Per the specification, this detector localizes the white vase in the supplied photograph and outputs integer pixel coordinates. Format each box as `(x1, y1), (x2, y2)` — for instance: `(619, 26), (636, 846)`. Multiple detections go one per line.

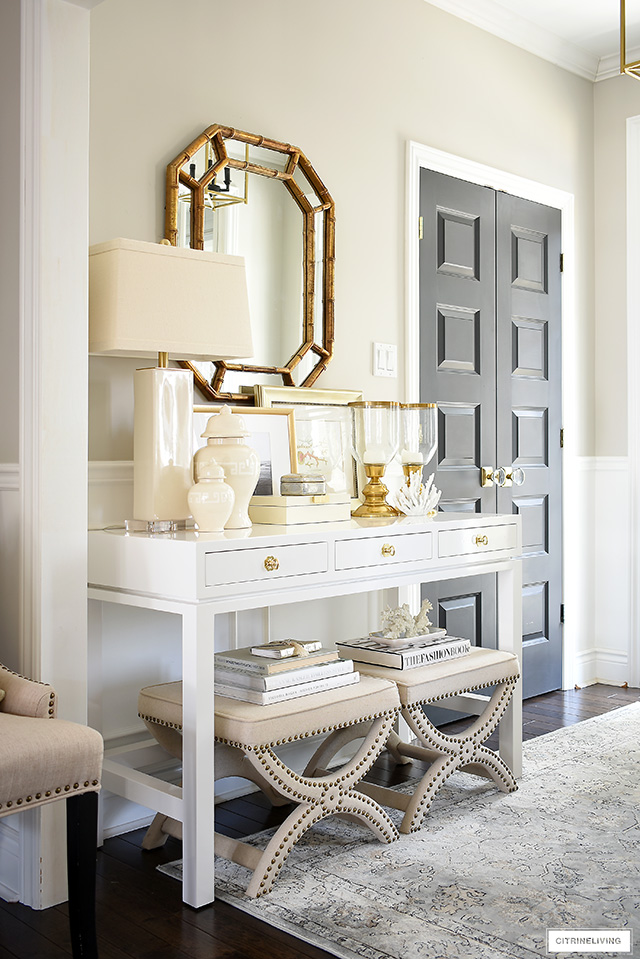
(187, 462), (235, 532)
(194, 406), (260, 529)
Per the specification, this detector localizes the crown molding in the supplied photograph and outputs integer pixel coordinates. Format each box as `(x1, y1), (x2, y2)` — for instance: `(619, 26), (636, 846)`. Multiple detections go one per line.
(423, 0), (599, 81)
(596, 45), (640, 81)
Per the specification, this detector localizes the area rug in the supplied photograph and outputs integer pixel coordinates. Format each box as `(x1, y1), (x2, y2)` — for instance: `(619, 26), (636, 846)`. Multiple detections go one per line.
(162, 703), (640, 958)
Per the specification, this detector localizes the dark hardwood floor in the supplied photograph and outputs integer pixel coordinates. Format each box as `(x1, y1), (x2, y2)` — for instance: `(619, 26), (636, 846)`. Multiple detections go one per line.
(1, 683), (637, 959)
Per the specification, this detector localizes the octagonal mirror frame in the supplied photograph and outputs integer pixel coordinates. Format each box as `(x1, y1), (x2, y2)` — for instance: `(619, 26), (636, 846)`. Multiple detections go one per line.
(165, 124), (336, 403)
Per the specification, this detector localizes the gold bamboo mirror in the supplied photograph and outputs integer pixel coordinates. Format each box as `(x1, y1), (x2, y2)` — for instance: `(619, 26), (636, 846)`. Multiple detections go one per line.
(165, 125), (335, 403)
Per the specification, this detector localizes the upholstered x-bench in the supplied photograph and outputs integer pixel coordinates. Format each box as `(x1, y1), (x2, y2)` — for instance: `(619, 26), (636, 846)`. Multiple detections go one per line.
(138, 675), (401, 897)
(305, 647), (520, 834)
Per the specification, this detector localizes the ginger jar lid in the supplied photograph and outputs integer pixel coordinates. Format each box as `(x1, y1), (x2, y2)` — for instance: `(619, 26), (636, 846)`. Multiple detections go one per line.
(200, 405), (249, 439)
(197, 462), (226, 480)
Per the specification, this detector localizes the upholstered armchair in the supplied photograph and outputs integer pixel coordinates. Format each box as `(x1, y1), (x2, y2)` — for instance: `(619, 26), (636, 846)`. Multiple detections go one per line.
(0, 664), (103, 958)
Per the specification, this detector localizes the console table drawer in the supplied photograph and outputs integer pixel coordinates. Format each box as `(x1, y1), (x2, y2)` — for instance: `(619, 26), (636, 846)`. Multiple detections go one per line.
(205, 542), (328, 586)
(438, 524), (518, 558)
(335, 532), (432, 571)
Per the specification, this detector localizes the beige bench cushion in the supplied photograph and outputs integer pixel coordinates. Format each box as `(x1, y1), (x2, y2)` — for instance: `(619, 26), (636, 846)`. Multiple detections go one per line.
(139, 676), (400, 749)
(0, 714), (103, 817)
(355, 648), (520, 707)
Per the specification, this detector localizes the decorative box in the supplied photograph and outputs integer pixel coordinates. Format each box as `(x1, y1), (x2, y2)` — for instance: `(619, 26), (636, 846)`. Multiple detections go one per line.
(280, 472), (326, 496)
(248, 492), (351, 525)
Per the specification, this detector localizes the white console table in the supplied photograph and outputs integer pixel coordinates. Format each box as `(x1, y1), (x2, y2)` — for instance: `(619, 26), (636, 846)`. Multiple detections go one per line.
(88, 512), (522, 908)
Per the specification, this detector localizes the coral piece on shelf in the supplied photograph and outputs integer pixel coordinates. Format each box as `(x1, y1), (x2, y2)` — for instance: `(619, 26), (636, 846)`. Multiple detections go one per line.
(379, 599), (434, 639)
(392, 471), (441, 516)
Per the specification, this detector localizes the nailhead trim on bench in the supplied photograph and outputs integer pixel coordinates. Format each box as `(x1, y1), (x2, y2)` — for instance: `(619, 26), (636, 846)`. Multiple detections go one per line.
(138, 706), (399, 751)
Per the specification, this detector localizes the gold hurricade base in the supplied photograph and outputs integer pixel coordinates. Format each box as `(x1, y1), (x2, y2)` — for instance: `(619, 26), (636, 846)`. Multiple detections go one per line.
(402, 463), (423, 485)
(352, 463), (401, 518)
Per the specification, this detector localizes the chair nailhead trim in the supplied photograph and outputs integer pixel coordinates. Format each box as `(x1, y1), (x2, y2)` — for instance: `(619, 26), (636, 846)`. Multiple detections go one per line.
(2, 780), (100, 810)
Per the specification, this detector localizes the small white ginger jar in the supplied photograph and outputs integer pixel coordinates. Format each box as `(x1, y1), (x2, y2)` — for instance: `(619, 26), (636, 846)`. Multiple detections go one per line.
(188, 462), (235, 532)
(194, 406), (260, 529)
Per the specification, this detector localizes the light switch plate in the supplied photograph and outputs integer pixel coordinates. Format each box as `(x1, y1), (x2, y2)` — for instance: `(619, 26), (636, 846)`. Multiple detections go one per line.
(372, 342), (397, 377)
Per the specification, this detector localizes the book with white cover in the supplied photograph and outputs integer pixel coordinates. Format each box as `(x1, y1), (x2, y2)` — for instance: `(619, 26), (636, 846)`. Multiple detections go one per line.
(336, 636), (471, 669)
(214, 658), (354, 691)
(214, 670), (360, 705)
(214, 645), (339, 675)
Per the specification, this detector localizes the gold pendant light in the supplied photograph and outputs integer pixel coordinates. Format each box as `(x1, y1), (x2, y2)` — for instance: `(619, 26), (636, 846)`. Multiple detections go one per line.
(621, 0), (640, 79)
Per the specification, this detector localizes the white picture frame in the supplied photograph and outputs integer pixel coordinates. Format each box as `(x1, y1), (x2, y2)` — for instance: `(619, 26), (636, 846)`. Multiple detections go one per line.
(193, 406), (297, 497)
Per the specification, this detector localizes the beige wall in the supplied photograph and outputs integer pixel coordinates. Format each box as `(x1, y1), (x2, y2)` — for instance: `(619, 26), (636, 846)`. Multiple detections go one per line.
(0, 0), (20, 463)
(594, 74), (640, 456)
(89, 0), (596, 459)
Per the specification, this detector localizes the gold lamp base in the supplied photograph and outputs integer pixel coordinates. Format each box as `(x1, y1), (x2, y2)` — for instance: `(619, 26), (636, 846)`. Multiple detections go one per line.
(352, 464), (401, 518)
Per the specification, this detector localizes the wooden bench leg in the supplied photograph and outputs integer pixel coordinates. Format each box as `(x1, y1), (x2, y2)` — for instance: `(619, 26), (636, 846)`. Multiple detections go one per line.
(66, 791), (99, 959)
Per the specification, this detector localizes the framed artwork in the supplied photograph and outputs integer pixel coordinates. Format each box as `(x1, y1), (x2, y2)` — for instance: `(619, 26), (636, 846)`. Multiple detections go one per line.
(193, 406), (297, 497)
(252, 387), (363, 500)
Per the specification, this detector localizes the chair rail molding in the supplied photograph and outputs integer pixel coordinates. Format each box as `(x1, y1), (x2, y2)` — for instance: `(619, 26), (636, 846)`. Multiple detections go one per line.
(405, 140), (579, 690)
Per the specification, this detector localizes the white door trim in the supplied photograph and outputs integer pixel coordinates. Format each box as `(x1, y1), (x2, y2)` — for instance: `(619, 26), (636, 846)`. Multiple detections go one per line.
(405, 141), (577, 689)
(626, 116), (640, 689)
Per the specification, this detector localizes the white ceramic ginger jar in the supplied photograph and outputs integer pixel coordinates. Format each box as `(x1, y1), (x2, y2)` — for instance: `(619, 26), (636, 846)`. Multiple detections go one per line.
(194, 406), (260, 529)
(188, 462), (235, 532)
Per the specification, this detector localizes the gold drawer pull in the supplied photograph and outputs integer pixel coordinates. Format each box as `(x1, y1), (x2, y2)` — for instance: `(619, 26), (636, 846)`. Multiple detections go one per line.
(264, 555), (280, 572)
(381, 543), (396, 558)
(475, 535), (489, 547)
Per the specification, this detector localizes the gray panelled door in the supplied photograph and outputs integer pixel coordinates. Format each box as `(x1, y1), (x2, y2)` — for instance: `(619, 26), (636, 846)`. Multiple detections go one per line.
(419, 169), (562, 698)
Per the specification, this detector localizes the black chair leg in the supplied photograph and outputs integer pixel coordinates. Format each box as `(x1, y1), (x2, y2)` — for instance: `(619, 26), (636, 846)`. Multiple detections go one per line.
(66, 791), (99, 959)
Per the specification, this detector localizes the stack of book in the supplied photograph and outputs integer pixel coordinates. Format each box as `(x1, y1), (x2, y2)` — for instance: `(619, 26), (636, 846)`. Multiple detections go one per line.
(335, 633), (471, 670)
(214, 640), (359, 705)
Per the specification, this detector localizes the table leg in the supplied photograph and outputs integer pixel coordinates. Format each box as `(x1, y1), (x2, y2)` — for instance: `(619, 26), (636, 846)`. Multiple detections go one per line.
(496, 560), (523, 778)
(181, 605), (216, 908)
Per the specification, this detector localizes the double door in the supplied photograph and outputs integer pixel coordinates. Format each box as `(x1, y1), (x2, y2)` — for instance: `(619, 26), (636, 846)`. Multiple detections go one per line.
(419, 170), (562, 698)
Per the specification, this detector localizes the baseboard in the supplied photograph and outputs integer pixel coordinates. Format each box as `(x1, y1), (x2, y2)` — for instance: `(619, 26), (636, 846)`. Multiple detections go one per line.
(574, 647), (630, 688)
(0, 819), (22, 903)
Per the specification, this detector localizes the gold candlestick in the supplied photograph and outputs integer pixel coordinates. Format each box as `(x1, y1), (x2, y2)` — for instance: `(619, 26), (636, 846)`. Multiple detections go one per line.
(352, 464), (401, 518)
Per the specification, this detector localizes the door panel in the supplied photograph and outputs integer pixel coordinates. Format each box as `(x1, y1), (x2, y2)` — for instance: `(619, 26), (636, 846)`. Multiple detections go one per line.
(419, 170), (496, 512)
(422, 572), (497, 726)
(496, 193), (562, 697)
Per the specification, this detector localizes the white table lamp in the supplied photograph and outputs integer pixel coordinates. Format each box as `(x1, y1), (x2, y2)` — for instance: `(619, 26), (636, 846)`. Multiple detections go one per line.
(89, 238), (253, 530)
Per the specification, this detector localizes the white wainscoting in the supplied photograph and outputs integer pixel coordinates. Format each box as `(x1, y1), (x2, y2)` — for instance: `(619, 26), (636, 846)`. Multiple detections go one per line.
(572, 457), (631, 688)
(0, 465), (21, 670)
(0, 465), (21, 901)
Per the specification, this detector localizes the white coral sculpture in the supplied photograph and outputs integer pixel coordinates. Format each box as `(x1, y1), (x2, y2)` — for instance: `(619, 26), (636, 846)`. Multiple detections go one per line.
(414, 598), (434, 635)
(392, 472), (441, 516)
(379, 599), (434, 639)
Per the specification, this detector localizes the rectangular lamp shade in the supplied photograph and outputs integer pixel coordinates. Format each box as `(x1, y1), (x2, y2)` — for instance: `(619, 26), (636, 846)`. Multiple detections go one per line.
(89, 237), (253, 360)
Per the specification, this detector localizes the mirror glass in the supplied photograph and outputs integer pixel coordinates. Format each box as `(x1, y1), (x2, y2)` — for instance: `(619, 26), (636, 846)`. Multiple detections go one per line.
(166, 127), (334, 401)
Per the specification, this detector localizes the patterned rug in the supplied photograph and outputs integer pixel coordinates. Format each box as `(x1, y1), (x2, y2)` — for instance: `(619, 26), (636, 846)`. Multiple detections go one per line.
(163, 703), (640, 958)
